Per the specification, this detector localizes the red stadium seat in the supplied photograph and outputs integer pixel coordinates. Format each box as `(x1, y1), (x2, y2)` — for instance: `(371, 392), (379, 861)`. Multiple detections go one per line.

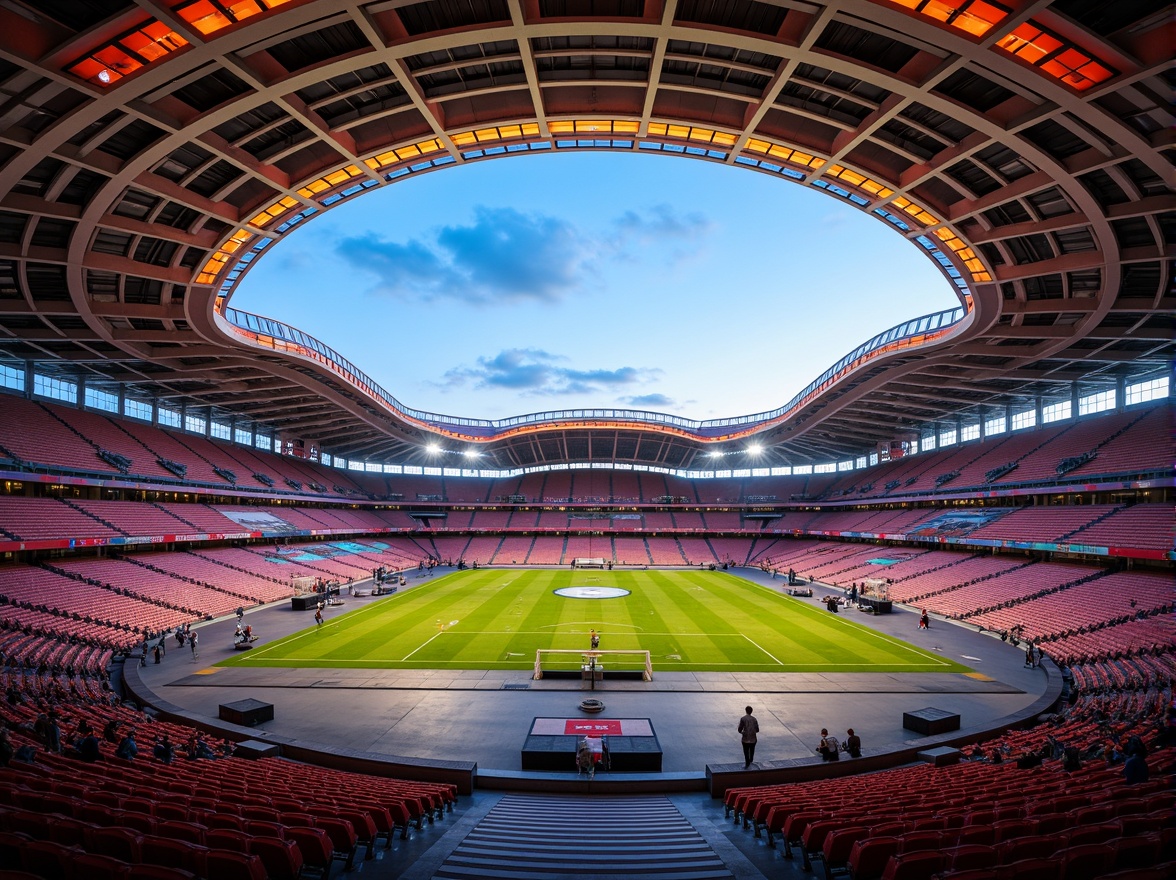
(284, 826), (333, 879)
(126, 867), (198, 880)
(314, 817), (358, 871)
(202, 850), (267, 880)
(1058, 843), (1117, 880)
(946, 843), (998, 872)
(65, 853), (131, 880)
(879, 850), (944, 880)
(847, 836), (900, 880)
(20, 839), (78, 880)
(248, 836), (305, 880)
(84, 826), (143, 864)
(139, 837), (208, 875)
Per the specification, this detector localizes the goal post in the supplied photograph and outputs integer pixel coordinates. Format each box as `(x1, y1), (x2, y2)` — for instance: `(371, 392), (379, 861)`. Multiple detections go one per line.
(533, 649), (652, 681)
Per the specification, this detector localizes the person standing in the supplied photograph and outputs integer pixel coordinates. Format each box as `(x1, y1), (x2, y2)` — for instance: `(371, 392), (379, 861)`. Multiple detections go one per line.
(189, 630), (198, 660)
(314, 607), (323, 626)
(738, 706), (759, 768)
(589, 629), (600, 650)
(919, 609), (929, 630)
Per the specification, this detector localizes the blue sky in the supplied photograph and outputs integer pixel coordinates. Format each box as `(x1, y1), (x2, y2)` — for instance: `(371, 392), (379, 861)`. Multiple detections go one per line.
(235, 151), (958, 422)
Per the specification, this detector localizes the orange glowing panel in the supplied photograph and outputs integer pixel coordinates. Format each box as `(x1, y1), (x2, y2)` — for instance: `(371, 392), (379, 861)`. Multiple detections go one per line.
(68, 57), (123, 85)
(882, 0), (1008, 38)
(997, 24), (1061, 64)
(921, 0), (956, 23)
(93, 45), (143, 77)
(223, 1), (263, 21)
(954, 0), (1006, 36)
(122, 22), (188, 61)
(176, 1), (233, 35)
(996, 19), (1115, 91)
(249, 195), (300, 228)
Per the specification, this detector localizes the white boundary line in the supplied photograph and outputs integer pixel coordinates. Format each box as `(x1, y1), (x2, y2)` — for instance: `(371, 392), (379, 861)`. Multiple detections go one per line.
(741, 634), (784, 666)
(401, 630), (444, 661)
(746, 578), (954, 668)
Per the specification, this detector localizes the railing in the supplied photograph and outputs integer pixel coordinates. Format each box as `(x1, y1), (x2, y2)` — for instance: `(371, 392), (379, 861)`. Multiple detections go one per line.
(218, 304), (967, 441)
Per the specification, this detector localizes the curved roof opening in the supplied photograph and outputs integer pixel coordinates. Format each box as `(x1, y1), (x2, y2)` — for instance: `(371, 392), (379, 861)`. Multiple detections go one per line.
(232, 149), (960, 422)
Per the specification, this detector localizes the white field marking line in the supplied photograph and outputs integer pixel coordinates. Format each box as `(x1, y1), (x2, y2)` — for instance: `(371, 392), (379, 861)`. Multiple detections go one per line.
(741, 634), (784, 666)
(236, 626), (328, 660)
(412, 630), (751, 637)
(242, 657), (945, 668)
(400, 630), (446, 662)
(744, 578), (954, 668)
(537, 622), (645, 631)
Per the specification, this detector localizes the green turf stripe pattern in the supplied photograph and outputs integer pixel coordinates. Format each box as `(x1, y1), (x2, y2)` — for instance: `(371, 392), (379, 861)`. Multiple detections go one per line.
(217, 570), (970, 674)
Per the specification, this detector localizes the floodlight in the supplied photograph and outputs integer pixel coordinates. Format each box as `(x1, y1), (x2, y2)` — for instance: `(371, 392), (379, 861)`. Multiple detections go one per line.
(426, 443), (442, 454)
(747, 444), (763, 455)
(463, 449), (480, 458)
(97, 70), (112, 84)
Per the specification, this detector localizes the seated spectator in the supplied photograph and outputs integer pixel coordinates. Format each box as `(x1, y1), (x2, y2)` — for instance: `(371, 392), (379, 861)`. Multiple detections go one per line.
(115, 729), (138, 760)
(843, 728), (862, 758)
(1103, 738), (1125, 765)
(1123, 751), (1148, 784)
(153, 734), (174, 765)
(77, 732), (101, 763)
(186, 734), (218, 760)
(817, 728), (839, 761)
(70, 719), (93, 750)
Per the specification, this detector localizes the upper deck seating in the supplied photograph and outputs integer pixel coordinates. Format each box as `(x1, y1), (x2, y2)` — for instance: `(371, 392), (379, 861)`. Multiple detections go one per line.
(0, 497), (122, 542)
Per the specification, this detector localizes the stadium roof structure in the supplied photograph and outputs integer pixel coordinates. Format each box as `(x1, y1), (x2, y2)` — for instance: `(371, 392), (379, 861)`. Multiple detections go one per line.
(0, 0), (1171, 471)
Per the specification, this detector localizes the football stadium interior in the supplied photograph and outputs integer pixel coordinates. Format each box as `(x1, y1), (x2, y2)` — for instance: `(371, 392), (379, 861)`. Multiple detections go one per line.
(0, 0), (1172, 878)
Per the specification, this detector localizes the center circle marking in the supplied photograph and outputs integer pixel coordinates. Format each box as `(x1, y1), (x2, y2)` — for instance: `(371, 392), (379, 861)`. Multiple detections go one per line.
(554, 586), (631, 599)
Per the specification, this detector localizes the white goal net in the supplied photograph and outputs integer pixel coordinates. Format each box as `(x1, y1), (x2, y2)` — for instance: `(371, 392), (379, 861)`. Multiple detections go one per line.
(533, 649), (653, 681)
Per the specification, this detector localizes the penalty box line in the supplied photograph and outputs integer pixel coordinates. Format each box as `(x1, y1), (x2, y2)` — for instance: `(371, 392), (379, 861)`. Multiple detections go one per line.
(750, 579), (955, 668)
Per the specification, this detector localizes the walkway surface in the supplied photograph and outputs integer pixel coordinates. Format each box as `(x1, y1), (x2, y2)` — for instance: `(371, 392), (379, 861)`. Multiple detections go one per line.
(137, 566), (1051, 775)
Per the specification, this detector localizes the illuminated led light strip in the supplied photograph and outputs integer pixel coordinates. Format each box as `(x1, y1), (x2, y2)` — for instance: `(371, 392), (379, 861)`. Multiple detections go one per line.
(648, 123), (738, 147)
(934, 227), (992, 283)
(248, 195), (300, 228)
(552, 120), (639, 135)
(452, 123), (542, 146)
(66, 20), (188, 86)
(884, 0), (1010, 38)
(744, 139), (825, 170)
(824, 165), (894, 199)
(297, 164), (365, 198)
(172, 0), (296, 37)
(365, 138), (446, 172)
(197, 228), (253, 285)
(890, 196), (939, 227)
(995, 21), (1114, 91)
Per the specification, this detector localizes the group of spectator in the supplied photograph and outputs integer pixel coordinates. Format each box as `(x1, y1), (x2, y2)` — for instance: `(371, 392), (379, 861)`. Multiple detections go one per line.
(818, 728), (862, 761)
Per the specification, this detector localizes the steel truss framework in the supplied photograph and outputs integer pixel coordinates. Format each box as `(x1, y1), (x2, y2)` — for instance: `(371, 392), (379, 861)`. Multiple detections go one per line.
(0, 0), (1170, 470)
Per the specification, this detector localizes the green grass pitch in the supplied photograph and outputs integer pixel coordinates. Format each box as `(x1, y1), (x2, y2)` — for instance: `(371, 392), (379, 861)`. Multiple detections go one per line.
(217, 569), (969, 674)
